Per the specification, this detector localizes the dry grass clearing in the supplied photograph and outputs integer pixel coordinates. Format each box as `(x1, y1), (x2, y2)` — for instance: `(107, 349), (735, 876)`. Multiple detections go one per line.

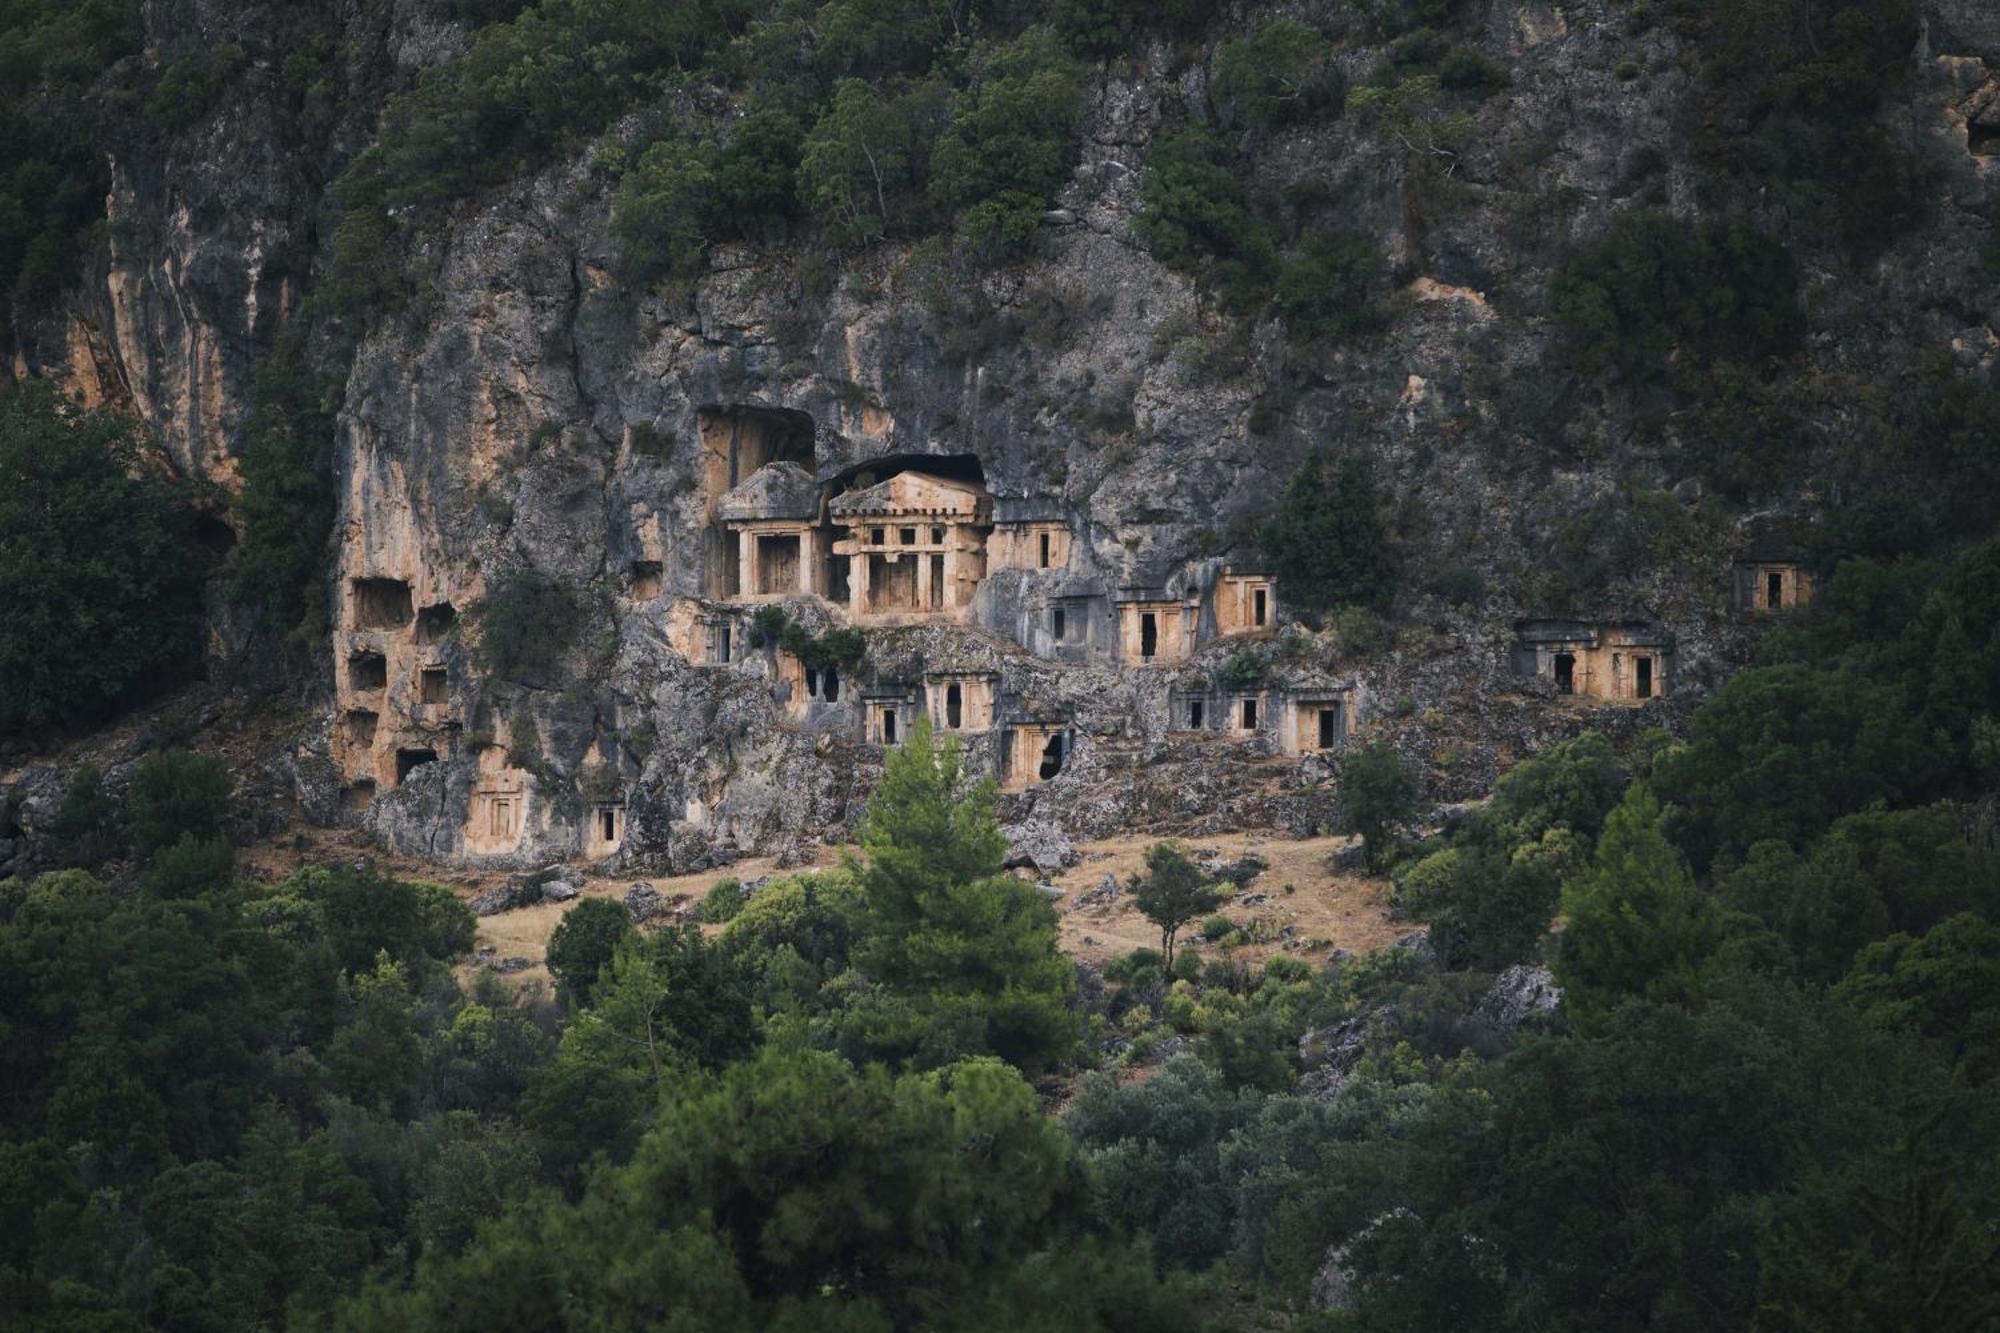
(1046, 832), (1402, 967)
(241, 820), (1399, 988)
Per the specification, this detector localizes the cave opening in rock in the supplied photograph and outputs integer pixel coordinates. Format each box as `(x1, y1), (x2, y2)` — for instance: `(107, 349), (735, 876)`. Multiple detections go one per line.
(1636, 655), (1653, 700)
(1554, 652), (1575, 695)
(1254, 588), (1267, 626)
(823, 666), (840, 702)
(1189, 699), (1204, 729)
(1038, 731), (1067, 781)
(1241, 697), (1258, 730)
(701, 404), (816, 493)
(1318, 704), (1339, 749)
(194, 514), (238, 555)
(395, 748), (438, 784)
(1140, 613), (1158, 659)
(420, 667), (448, 704)
(628, 562), (663, 601)
(352, 578), (415, 629)
(946, 683), (962, 729)
(348, 650), (387, 691)
(1766, 571), (1783, 609)
(883, 707), (898, 745)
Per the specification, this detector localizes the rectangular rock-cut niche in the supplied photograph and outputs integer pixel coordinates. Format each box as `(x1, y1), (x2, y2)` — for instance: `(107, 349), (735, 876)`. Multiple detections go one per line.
(352, 578), (415, 629)
(347, 650), (388, 692)
(419, 667), (449, 705)
(344, 709), (379, 747)
(587, 803), (626, 857)
(415, 602), (458, 643)
(395, 748), (438, 785)
(345, 780), (376, 813)
(628, 561), (663, 601)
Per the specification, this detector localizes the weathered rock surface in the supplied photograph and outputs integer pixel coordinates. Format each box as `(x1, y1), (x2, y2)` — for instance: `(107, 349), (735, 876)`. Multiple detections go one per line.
(1473, 964), (1563, 1033)
(1003, 820), (1080, 877)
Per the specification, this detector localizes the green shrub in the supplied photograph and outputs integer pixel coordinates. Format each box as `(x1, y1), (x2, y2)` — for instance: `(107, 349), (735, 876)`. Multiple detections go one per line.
(127, 749), (234, 858)
(1135, 128), (1277, 303)
(469, 569), (590, 685)
(1273, 230), (1386, 345)
(1215, 19), (1344, 127)
(0, 385), (212, 742)
(610, 137), (715, 282)
(547, 897), (636, 1005)
(1220, 651), (1264, 690)
(1199, 913), (1237, 942)
(699, 878), (747, 924)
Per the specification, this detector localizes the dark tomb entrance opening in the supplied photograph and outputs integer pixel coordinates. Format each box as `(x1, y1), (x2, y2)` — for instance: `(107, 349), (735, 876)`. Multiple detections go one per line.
(1554, 653), (1576, 695)
(1319, 705), (1338, 749)
(946, 683), (962, 729)
(1636, 656), (1653, 700)
(1189, 699), (1204, 729)
(1253, 588), (1267, 627)
(1140, 613), (1158, 659)
(1767, 572), (1783, 608)
(1038, 732), (1067, 781)
(395, 748), (438, 784)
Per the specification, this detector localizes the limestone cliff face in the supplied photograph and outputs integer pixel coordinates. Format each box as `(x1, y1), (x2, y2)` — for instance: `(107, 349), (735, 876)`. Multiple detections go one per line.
(18, 0), (2000, 871)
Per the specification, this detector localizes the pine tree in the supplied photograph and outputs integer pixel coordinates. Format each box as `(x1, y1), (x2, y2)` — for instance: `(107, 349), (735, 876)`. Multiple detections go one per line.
(852, 716), (1078, 1073)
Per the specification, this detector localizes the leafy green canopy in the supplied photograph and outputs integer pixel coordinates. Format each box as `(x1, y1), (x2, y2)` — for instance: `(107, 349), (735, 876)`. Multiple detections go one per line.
(341, 1047), (1205, 1331)
(0, 383), (209, 743)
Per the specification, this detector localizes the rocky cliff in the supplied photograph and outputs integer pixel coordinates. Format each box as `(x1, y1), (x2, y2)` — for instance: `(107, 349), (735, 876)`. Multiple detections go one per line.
(10, 0), (2000, 874)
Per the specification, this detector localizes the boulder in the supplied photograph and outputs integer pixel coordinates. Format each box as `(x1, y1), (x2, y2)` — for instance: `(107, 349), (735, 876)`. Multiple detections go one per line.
(1327, 840), (1370, 874)
(624, 882), (666, 921)
(1036, 882), (1065, 900)
(1202, 853), (1267, 886)
(471, 878), (540, 916)
(1001, 820), (1078, 877)
(541, 878), (581, 903)
(1473, 964), (1562, 1033)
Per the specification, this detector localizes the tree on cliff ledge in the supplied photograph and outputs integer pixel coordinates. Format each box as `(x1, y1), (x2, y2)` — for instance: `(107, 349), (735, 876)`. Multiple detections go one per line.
(1263, 447), (1393, 613)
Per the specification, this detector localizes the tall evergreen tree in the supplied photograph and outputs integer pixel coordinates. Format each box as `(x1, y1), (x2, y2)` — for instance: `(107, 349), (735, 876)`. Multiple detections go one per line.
(850, 716), (1078, 1074)
(1263, 448), (1393, 611)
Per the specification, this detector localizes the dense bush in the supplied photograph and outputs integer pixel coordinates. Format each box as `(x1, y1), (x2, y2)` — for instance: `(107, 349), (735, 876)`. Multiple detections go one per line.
(468, 568), (591, 685)
(929, 28), (1085, 258)
(1215, 19), (1344, 127)
(127, 749), (234, 858)
(0, 384), (210, 743)
(545, 897), (634, 1005)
